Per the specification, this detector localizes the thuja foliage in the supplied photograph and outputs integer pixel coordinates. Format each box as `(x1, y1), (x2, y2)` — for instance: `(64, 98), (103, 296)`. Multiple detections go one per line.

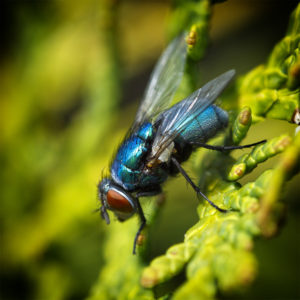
(90, 2), (300, 300)
(0, 1), (121, 299)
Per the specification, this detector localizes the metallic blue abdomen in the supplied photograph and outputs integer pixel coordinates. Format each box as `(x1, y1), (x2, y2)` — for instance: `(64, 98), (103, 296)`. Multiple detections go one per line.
(111, 122), (168, 191)
(177, 105), (228, 144)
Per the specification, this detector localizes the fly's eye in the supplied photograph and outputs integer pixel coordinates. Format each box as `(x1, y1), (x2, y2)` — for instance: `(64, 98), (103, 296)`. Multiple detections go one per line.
(107, 189), (134, 213)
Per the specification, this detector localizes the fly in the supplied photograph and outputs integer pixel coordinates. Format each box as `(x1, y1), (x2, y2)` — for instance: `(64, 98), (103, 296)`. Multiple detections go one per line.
(98, 34), (266, 254)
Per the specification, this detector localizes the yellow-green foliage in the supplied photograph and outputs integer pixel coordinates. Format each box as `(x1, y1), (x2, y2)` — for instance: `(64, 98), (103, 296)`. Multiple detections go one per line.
(90, 2), (300, 300)
(1, 1), (121, 299)
(238, 4), (300, 122)
(1, 1), (299, 300)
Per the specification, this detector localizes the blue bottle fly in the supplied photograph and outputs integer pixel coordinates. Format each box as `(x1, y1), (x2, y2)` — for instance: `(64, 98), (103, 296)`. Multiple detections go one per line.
(98, 35), (265, 254)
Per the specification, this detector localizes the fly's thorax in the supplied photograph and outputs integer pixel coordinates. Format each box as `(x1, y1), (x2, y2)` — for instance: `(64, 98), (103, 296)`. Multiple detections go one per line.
(110, 122), (158, 191)
(98, 178), (137, 222)
(135, 122), (154, 141)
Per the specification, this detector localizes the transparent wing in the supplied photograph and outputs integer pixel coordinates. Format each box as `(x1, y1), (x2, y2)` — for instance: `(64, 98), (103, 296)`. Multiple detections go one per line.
(133, 34), (187, 129)
(149, 70), (236, 162)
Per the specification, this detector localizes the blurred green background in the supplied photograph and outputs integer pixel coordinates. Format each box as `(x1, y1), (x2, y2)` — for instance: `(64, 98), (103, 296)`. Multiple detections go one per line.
(1, 0), (299, 299)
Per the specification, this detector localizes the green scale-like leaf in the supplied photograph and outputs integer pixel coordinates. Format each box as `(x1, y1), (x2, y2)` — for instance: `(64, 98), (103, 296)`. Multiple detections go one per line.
(238, 4), (300, 123)
(138, 4), (300, 299)
(90, 2), (300, 300)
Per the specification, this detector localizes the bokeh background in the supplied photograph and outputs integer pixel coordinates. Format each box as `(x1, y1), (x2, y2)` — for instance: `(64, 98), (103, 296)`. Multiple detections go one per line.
(1, 0), (299, 299)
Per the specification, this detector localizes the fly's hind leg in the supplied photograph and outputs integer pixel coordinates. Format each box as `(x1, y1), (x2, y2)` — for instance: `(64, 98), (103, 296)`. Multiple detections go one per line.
(191, 139), (266, 152)
(171, 157), (228, 212)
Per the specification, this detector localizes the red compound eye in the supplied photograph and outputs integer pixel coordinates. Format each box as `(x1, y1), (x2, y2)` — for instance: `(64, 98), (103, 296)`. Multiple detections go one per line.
(107, 189), (134, 213)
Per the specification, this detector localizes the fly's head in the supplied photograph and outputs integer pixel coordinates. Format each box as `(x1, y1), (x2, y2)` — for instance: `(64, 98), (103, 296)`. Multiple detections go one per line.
(98, 178), (137, 223)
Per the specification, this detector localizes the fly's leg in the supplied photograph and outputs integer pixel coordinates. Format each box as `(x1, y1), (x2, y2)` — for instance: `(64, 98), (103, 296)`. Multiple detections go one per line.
(100, 206), (110, 225)
(191, 139), (266, 151)
(133, 187), (162, 254)
(171, 157), (228, 212)
(133, 198), (146, 255)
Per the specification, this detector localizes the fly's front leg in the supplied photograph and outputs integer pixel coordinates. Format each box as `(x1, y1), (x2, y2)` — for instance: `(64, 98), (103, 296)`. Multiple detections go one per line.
(133, 198), (146, 255)
(133, 187), (162, 254)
